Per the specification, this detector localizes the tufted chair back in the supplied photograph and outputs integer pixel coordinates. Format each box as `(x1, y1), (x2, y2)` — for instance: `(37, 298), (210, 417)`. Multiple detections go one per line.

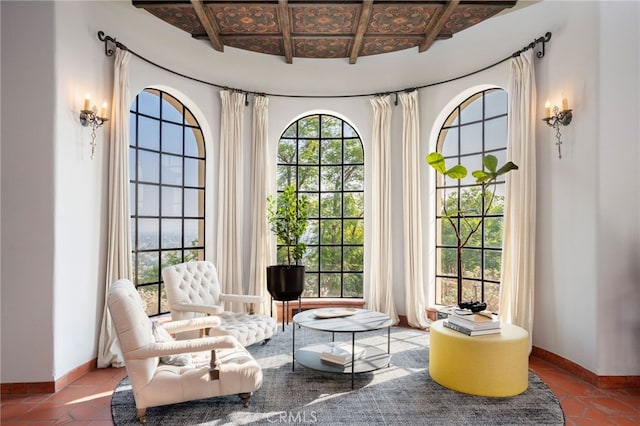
(164, 261), (222, 321)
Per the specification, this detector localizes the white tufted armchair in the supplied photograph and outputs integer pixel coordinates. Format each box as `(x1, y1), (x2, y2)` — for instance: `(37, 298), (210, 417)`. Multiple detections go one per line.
(162, 261), (277, 346)
(107, 279), (263, 424)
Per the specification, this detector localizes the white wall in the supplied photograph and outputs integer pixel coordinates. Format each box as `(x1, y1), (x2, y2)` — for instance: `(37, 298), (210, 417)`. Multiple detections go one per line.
(528, 1), (602, 374)
(51, 1), (115, 381)
(596, 0), (640, 375)
(1, 0), (57, 383)
(1, 0), (637, 384)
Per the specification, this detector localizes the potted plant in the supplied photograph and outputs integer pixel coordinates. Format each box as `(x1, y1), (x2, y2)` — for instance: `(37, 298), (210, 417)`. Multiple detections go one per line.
(266, 184), (310, 301)
(427, 152), (518, 307)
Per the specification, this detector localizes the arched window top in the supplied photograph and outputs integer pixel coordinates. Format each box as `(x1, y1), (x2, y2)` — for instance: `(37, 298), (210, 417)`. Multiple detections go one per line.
(438, 88), (507, 154)
(131, 88), (205, 158)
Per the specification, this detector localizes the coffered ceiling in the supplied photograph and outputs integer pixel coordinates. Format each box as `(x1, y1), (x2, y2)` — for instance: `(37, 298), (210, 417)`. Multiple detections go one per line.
(132, 1), (518, 64)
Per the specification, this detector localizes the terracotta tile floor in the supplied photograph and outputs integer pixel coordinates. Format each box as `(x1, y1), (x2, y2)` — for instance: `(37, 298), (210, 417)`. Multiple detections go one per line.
(1, 356), (638, 425)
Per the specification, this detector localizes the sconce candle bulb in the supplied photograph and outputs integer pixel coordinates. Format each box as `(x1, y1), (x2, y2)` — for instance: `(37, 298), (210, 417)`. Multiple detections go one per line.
(542, 99), (573, 159)
(80, 97), (109, 160)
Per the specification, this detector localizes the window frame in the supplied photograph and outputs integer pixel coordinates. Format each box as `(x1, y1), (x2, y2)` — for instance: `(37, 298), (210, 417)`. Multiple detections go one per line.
(276, 113), (365, 298)
(129, 88), (206, 317)
(434, 88), (508, 309)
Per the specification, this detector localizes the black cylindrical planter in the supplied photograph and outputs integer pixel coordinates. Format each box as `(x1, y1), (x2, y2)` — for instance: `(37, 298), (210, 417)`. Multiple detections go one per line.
(266, 265), (305, 301)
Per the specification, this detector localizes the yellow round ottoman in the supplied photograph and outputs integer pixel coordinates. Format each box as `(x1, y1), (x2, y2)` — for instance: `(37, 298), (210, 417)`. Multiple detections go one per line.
(429, 319), (529, 397)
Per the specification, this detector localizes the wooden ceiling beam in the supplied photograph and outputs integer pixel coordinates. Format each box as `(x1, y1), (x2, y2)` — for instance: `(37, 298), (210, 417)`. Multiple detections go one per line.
(349, 0), (374, 65)
(277, 0), (294, 64)
(190, 0), (224, 52)
(419, 0), (460, 53)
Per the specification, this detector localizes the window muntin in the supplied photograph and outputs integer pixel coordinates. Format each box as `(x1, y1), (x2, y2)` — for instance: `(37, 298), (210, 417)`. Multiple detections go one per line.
(130, 89), (206, 316)
(277, 114), (364, 298)
(434, 89), (507, 311)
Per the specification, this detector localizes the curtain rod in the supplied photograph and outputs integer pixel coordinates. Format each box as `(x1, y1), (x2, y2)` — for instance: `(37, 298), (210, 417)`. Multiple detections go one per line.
(97, 30), (551, 101)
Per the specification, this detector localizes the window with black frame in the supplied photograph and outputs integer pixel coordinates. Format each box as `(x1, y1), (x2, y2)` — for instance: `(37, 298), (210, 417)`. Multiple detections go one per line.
(434, 88), (508, 311)
(129, 89), (206, 316)
(277, 114), (364, 298)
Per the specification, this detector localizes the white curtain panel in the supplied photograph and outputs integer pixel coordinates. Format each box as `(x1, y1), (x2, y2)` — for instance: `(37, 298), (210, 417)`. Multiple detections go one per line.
(98, 48), (132, 368)
(367, 95), (398, 324)
(216, 90), (246, 312)
(249, 95), (272, 316)
(499, 49), (537, 349)
(399, 91), (429, 329)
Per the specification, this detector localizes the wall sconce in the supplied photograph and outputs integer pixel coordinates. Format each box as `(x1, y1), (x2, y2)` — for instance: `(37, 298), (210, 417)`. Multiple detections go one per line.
(542, 98), (572, 159)
(80, 95), (109, 160)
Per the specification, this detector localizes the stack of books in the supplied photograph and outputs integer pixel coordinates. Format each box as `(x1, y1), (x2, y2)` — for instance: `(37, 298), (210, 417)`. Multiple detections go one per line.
(443, 310), (501, 336)
(320, 342), (366, 365)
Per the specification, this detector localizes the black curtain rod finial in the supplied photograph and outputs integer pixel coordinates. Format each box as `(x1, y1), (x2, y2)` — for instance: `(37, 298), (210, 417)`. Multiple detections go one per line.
(536, 32), (552, 59)
(97, 30), (127, 57)
(512, 31), (552, 59)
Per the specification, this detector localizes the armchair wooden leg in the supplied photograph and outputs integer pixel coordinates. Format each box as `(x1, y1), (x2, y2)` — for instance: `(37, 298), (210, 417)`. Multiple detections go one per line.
(262, 338), (271, 345)
(209, 349), (220, 380)
(137, 408), (147, 424)
(239, 392), (252, 407)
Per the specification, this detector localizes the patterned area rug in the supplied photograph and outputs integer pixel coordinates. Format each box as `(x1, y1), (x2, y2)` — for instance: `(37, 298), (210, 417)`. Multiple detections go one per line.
(111, 326), (564, 425)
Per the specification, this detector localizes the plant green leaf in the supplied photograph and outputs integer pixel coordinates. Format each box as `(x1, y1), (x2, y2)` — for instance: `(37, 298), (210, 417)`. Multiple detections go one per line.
(496, 161), (519, 176)
(427, 152), (446, 174)
(483, 155), (498, 173)
(472, 170), (491, 183)
(445, 165), (467, 179)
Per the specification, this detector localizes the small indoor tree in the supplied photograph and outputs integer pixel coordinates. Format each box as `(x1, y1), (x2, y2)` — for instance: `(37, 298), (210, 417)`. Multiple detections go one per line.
(267, 184), (310, 266)
(427, 152), (518, 306)
(266, 185), (310, 305)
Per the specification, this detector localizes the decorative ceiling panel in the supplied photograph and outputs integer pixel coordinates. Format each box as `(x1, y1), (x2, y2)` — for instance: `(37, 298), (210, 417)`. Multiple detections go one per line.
(367, 4), (439, 34)
(442, 5), (507, 36)
(208, 4), (280, 34)
(293, 38), (352, 58)
(132, 1), (518, 64)
(144, 4), (205, 35)
(224, 36), (284, 56)
(290, 4), (359, 34)
(360, 36), (422, 56)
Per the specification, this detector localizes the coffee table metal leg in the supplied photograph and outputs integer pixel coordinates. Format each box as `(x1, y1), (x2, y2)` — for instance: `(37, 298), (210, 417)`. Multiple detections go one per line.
(282, 300), (286, 332)
(292, 318), (296, 371)
(351, 332), (355, 389)
(387, 326), (391, 365)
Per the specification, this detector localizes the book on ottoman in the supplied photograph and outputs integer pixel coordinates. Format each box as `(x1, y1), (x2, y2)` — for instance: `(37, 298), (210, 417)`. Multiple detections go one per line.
(443, 320), (502, 336)
(448, 310), (501, 331)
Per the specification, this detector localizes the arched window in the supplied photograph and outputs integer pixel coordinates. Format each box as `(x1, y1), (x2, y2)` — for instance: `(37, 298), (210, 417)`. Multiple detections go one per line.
(434, 88), (507, 311)
(129, 89), (206, 316)
(277, 114), (364, 298)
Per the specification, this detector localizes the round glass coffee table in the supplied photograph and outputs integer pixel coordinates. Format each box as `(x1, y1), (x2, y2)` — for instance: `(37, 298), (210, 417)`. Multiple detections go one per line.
(292, 308), (393, 388)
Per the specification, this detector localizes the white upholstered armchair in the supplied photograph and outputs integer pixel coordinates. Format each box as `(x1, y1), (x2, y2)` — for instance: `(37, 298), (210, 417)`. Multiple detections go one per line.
(162, 261), (277, 346)
(107, 279), (263, 423)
